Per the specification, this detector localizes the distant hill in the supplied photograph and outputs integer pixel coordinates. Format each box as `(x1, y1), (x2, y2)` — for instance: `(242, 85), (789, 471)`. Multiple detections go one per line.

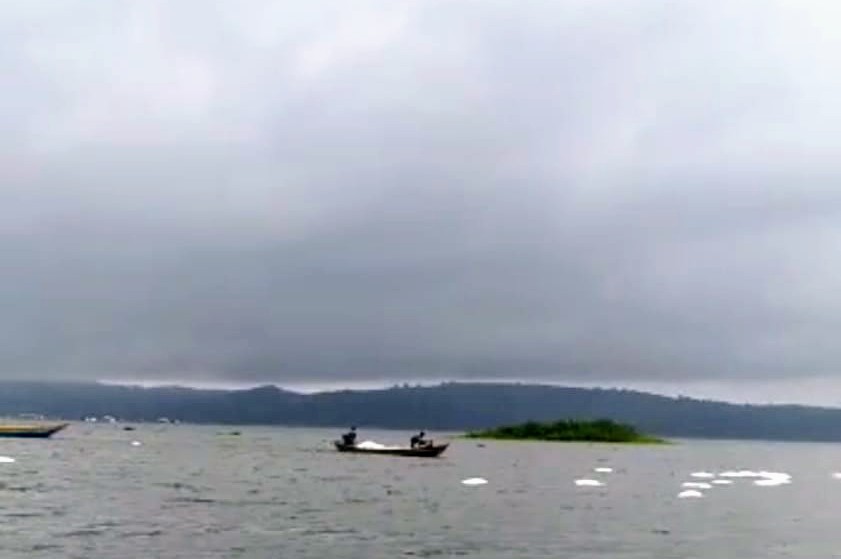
(3, 380), (841, 441)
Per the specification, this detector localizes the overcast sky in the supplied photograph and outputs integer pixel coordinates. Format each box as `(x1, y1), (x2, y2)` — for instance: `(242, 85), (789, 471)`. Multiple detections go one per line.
(4, 1), (841, 402)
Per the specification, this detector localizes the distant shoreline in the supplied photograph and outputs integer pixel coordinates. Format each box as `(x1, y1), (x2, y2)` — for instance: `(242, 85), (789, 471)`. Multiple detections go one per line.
(6, 380), (841, 441)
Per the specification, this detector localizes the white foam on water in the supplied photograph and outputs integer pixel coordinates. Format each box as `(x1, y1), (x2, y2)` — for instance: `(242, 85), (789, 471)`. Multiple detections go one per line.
(754, 478), (789, 487)
(594, 467), (613, 473)
(758, 471), (791, 481)
(0, 456), (15, 464)
(461, 477), (488, 486)
(719, 470), (760, 478)
(677, 490), (704, 498)
(682, 482), (712, 489)
(716, 470), (791, 485)
(574, 479), (604, 487)
(690, 471), (715, 479)
(131, 441), (142, 447)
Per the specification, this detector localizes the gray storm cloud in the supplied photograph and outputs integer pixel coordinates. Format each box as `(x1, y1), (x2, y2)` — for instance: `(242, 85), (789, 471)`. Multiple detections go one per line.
(3, 0), (841, 386)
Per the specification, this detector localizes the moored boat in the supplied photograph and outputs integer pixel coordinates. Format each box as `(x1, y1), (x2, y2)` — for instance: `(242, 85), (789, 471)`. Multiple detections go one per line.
(0, 423), (69, 438)
(334, 441), (448, 457)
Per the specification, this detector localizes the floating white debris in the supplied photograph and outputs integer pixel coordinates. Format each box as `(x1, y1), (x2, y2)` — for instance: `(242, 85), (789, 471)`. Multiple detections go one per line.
(712, 479), (733, 485)
(716, 470), (791, 485)
(130, 440), (142, 447)
(461, 477), (488, 486)
(754, 478), (788, 487)
(0, 456), (15, 464)
(677, 490), (704, 498)
(832, 473), (841, 479)
(682, 482), (712, 489)
(758, 471), (791, 482)
(751, 472), (792, 487)
(690, 471), (715, 479)
(719, 470), (760, 478)
(754, 471), (791, 486)
(594, 467), (613, 473)
(574, 479), (604, 487)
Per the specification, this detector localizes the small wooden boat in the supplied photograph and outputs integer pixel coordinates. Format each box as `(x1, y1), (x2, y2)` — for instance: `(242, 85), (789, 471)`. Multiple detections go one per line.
(0, 423), (69, 438)
(334, 441), (449, 457)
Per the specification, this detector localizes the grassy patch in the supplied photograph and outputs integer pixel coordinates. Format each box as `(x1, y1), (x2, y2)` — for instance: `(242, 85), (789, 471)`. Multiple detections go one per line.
(464, 419), (666, 444)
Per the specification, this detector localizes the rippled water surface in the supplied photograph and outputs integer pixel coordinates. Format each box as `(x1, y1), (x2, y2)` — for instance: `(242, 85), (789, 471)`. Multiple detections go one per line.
(3, 424), (841, 558)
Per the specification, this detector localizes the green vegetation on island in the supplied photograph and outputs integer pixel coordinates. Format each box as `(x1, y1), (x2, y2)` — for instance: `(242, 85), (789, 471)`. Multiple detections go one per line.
(10, 380), (841, 442)
(465, 418), (665, 443)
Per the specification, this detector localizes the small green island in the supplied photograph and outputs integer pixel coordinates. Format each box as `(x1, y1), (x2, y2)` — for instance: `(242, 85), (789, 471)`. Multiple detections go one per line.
(465, 418), (665, 443)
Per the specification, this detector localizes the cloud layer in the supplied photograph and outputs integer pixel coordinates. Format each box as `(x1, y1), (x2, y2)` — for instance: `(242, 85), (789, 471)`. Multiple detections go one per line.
(4, 1), (841, 388)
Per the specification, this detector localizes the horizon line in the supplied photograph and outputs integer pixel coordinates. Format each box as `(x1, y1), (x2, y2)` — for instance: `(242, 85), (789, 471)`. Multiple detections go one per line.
(1, 377), (838, 407)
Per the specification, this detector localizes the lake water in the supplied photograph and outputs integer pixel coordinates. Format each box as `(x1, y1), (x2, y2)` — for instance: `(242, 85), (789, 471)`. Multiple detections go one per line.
(2, 424), (841, 558)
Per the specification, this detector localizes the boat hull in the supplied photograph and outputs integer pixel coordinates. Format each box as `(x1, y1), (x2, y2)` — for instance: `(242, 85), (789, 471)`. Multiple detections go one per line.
(334, 441), (448, 457)
(0, 423), (69, 438)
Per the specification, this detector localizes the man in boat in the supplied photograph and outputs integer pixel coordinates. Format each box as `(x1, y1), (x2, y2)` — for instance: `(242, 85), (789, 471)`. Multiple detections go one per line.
(410, 431), (429, 448)
(341, 426), (358, 446)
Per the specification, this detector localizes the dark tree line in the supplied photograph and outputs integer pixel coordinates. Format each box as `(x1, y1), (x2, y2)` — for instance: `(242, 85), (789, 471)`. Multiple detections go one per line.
(2, 380), (841, 441)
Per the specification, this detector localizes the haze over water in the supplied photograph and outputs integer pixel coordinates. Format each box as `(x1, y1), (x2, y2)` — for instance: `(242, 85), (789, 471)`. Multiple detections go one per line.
(1, 425), (840, 558)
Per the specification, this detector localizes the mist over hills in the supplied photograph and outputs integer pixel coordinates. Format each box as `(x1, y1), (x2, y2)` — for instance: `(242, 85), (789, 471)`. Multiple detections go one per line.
(3, 381), (841, 442)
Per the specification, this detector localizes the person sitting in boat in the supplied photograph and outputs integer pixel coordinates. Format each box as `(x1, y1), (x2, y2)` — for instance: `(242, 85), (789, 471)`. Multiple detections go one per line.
(341, 426), (358, 446)
(410, 431), (429, 448)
